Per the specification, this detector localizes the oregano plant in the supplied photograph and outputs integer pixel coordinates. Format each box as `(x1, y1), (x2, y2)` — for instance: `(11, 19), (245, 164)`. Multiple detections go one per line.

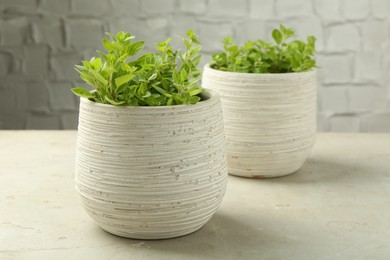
(210, 25), (316, 73)
(72, 30), (203, 106)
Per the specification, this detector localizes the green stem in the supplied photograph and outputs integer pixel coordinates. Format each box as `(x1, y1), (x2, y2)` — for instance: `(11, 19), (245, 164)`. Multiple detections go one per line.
(109, 73), (114, 97)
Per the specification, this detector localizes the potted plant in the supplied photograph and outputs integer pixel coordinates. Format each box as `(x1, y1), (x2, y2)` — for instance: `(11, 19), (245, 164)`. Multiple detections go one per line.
(72, 30), (228, 239)
(202, 25), (317, 178)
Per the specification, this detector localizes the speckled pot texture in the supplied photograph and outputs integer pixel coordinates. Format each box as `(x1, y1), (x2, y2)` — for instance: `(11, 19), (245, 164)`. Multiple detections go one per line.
(75, 90), (228, 239)
(202, 64), (317, 178)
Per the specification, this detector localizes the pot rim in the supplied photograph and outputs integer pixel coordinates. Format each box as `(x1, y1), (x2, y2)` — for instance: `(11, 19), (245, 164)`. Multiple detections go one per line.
(204, 63), (316, 78)
(80, 88), (219, 110)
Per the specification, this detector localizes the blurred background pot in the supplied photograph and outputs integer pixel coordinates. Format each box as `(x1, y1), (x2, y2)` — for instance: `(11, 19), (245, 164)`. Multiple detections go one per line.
(202, 65), (316, 178)
(75, 90), (228, 239)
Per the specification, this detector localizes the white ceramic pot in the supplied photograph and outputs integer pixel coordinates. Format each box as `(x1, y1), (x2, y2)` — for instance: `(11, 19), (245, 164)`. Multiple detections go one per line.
(75, 90), (228, 239)
(202, 64), (316, 178)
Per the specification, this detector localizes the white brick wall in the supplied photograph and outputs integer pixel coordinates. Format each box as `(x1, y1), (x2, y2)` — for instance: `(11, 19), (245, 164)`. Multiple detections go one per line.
(361, 20), (388, 51)
(0, 17), (29, 46)
(0, 52), (12, 76)
(314, 0), (342, 21)
(23, 45), (49, 78)
(327, 24), (360, 52)
(276, 0), (313, 18)
(0, 0), (389, 132)
(354, 52), (383, 83)
(330, 115), (361, 132)
(318, 54), (353, 84)
(249, 0), (274, 19)
(32, 18), (64, 51)
(179, 0), (207, 15)
(319, 87), (348, 113)
(141, 0), (175, 14)
(66, 19), (103, 48)
(371, 0), (390, 19)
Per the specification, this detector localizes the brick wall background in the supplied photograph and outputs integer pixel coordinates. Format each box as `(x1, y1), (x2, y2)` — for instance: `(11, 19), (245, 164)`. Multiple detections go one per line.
(0, 0), (389, 131)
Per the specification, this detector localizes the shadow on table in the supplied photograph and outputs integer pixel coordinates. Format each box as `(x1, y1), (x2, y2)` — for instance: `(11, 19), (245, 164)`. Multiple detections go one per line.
(260, 156), (384, 184)
(97, 212), (290, 259)
(90, 156), (388, 258)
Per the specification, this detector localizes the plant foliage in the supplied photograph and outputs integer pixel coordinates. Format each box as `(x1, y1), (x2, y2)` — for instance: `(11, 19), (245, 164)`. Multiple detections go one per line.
(210, 25), (316, 73)
(72, 30), (203, 106)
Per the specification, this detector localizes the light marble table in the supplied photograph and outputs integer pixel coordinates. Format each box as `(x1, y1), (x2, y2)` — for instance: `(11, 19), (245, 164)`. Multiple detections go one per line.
(1, 131), (389, 260)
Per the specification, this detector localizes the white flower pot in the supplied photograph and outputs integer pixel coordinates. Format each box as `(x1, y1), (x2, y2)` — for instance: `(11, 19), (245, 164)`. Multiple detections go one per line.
(75, 90), (228, 239)
(202, 65), (317, 178)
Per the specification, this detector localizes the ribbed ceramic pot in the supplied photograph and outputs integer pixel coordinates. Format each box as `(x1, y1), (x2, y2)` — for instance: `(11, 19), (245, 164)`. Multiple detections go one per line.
(202, 64), (316, 178)
(75, 90), (228, 239)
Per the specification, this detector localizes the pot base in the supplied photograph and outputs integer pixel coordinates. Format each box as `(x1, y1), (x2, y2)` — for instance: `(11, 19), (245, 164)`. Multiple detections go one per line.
(98, 223), (205, 240)
(228, 170), (298, 179)
(226, 150), (309, 178)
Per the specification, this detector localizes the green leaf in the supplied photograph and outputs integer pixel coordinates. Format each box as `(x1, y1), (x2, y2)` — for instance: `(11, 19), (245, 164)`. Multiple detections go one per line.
(189, 88), (203, 96)
(244, 41), (255, 50)
(82, 60), (92, 69)
(105, 96), (125, 105)
(142, 91), (151, 98)
(153, 85), (172, 98)
(188, 95), (201, 104)
(128, 41), (144, 56)
(116, 31), (125, 41)
(102, 39), (113, 51)
(157, 38), (171, 52)
(91, 57), (102, 70)
(187, 29), (200, 44)
(180, 69), (188, 82)
(121, 63), (132, 72)
(105, 32), (115, 40)
(307, 36), (316, 50)
(106, 53), (115, 62)
(148, 73), (157, 81)
(115, 74), (134, 88)
(186, 29), (195, 38)
(96, 50), (107, 61)
(272, 29), (282, 44)
(102, 65), (116, 74)
(137, 83), (148, 98)
(192, 55), (202, 67)
(223, 36), (233, 49)
(74, 65), (84, 73)
(189, 46), (201, 58)
(172, 94), (183, 104)
(91, 70), (108, 86)
(71, 88), (93, 98)
(115, 83), (129, 94)
(173, 69), (181, 84)
(183, 38), (192, 49)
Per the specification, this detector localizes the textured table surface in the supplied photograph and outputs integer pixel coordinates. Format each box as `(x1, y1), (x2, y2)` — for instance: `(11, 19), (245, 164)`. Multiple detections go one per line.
(1, 131), (389, 260)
